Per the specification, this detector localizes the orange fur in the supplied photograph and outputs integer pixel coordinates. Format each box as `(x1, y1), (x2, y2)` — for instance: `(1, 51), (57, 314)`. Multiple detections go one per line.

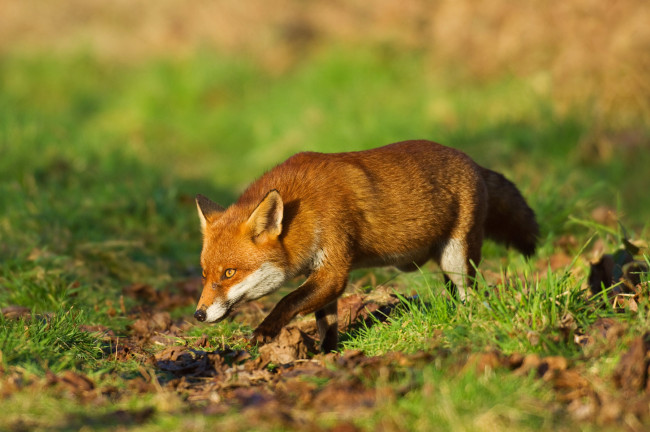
(194, 140), (538, 351)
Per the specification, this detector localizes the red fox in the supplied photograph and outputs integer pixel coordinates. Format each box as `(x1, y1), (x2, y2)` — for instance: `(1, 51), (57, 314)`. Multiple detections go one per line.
(194, 140), (538, 352)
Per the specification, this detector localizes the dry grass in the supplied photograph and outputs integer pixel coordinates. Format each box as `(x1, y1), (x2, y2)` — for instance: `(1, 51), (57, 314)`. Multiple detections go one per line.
(2, 0), (649, 124)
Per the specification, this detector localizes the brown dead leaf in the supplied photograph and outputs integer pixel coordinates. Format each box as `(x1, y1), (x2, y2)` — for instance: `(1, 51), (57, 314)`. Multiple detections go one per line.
(592, 318), (625, 341)
(613, 333), (650, 394)
(514, 354), (541, 376)
(558, 313), (578, 344)
(156, 347), (225, 377)
(538, 356), (569, 381)
(551, 369), (591, 397)
(155, 345), (253, 381)
(336, 288), (402, 334)
(274, 376), (318, 407)
(104, 334), (153, 363)
(60, 370), (95, 393)
(463, 351), (502, 374)
(597, 396), (624, 424)
(195, 334), (210, 348)
(230, 386), (276, 408)
(568, 398), (597, 421)
(47, 370), (99, 402)
(258, 326), (316, 366)
(1, 306), (31, 320)
(526, 331), (541, 347)
(151, 312), (172, 332)
(1, 371), (29, 396)
(128, 377), (157, 394)
(505, 353), (525, 370)
(312, 381), (375, 414)
(130, 318), (151, 336)
(337, 294), (367, 331)
(154, 346), (189, 363)
(578, 317), (627, 350)
(129, 311), (182, 341)
(335, 350), (367, 369)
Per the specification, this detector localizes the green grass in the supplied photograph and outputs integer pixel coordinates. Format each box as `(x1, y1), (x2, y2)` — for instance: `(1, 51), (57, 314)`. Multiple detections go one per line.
(371, 366), (562, 432)
(343, 260), (649, 356)
(1, 46), (649, 430)
(0, 308), (103, 373)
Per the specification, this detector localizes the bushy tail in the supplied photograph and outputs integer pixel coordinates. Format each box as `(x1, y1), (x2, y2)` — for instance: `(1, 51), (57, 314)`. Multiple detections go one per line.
(480, 167), (539, 257)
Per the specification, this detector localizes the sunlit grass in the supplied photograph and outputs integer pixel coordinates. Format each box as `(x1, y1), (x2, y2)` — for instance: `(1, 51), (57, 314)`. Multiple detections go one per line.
(0, 46), (649, 430)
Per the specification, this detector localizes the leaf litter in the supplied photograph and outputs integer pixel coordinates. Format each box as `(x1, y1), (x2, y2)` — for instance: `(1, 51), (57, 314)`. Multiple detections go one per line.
(2, 241), (650, 430)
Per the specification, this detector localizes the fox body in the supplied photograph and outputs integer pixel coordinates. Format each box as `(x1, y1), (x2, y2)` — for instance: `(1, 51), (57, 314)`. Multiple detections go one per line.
(194, 140), (538, 351)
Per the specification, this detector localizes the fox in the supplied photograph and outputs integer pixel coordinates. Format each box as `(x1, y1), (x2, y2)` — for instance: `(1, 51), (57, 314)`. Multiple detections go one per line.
(193, 140), (538, 352)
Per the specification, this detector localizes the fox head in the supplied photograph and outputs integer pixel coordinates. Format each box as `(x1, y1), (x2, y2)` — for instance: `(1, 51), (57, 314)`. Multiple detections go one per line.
(194, 190), (289, 323)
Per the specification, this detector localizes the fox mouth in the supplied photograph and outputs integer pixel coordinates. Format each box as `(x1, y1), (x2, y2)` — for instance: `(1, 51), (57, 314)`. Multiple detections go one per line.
(194, 301), (232, 323)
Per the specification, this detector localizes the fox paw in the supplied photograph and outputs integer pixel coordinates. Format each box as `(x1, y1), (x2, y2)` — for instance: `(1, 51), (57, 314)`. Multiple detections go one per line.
(250, 326), (279, 345)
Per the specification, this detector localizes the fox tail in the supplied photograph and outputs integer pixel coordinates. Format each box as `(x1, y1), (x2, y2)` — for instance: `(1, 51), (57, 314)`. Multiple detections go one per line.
(480, 167), (539, 257)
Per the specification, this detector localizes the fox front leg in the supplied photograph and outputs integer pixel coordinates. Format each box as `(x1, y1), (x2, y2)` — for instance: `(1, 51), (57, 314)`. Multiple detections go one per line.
(252, 266), (348, 350)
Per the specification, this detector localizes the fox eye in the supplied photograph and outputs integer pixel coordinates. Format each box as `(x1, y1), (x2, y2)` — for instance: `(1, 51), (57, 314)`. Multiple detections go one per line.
(224, 268), (236, 279)
(201, 269), (207, 279)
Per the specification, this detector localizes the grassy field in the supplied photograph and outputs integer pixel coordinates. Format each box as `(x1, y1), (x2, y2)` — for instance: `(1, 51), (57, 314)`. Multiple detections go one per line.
(1, 43), (650, 431)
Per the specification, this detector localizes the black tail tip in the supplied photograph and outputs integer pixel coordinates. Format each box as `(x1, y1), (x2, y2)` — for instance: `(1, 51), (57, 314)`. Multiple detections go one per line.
(516, 232), (539, 259)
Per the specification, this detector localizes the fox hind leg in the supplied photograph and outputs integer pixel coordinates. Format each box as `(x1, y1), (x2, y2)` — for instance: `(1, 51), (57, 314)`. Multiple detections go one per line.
(439, 237), (480, 302)
(315, 300), (338, 353)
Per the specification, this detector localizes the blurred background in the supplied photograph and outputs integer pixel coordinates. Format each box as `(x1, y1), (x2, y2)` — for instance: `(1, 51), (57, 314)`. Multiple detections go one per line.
(1, 0), (649, 279)
(3, 0), (648, 121)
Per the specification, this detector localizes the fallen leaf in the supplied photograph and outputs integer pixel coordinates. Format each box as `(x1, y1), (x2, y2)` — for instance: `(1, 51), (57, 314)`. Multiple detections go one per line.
(1, 306), (31, 320)
(151, 312), (172, 332)
(60, 371), (95, 393)
(312, 381), (375, 414)
(464, 351), (502, 374)
(514, 354), (541, 376)
(613, 333), (650, 394)
(337, 294), (366, 329)
(538, 356), (569, 380)
(258, 326), (316, 366)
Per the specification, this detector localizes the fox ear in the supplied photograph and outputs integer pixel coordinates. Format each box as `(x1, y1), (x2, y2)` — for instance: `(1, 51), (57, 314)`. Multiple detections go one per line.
(246, 190), (283, 240)
(196, 194), (225, 232)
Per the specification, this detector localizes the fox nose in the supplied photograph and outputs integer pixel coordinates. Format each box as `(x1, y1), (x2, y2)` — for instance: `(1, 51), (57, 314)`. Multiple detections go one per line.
(194, 309), (207, 322)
